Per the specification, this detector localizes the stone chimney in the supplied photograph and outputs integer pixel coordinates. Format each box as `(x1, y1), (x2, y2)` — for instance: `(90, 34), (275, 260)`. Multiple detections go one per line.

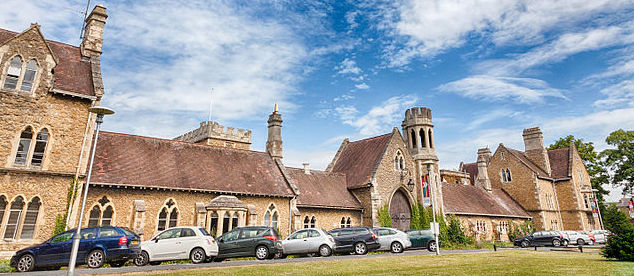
(523, 127), (551, 175)
(81, 5), (107, 57)
(475, 148), (491, 192)
(266, 104), (283, 159)
(303, 163), (310, 174)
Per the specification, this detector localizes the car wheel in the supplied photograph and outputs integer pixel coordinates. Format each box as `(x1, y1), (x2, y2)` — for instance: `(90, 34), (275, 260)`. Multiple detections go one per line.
(520, 240), (530, 248)
(134, 251), (149, 266)
(16, 254), (35, 272)
(577, 239), (585, 245)
(552, 239), (561, 247)
(255, 245), (270, 260)
(86, 249), (105, 269)
(110, 261), (126, 267)
(319, 245), (332, 257)
(427, 240), (437, 252)
(190, 248), (206, 264)
(354, 242), (368, 255)
(562, 240), (569, 247)
(390, 241), (403, 253)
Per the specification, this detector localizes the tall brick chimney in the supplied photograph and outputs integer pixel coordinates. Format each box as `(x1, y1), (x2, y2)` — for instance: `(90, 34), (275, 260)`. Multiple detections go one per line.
(523, 127), (551, 175)
(81, 5), (107, 57)
(266, 104), (283, 160)
(475, 148), (491, 191)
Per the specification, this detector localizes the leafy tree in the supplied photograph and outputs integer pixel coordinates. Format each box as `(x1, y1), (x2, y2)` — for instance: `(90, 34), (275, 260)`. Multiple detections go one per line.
(601, 129), (634, 195)
(548, 135), (609, 202)
(378, 204), (392, 227)
(601, 204), (634, 235)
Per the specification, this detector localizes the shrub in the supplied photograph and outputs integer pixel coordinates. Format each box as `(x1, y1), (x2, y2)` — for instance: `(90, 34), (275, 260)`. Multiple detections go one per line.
(378, 204), (392, 227)
(446, 214), (468, 245)
(601, 228), (634, 261)
(507, 220), (534, 241)
(52, 213), (67, 236)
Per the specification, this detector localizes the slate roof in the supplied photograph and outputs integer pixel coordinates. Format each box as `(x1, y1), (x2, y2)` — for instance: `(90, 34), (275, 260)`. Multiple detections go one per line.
(442, 183), (531, 218)
(0, 28), (95, 97)
(548, 148), (571, 179)
(285, 168), (362, 209)
(330, 133), (392, 189)
(90, 132), (295, 197)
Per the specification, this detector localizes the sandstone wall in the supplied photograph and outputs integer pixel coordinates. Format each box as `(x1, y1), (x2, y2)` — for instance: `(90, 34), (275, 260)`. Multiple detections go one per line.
(296, 207), (362, 231)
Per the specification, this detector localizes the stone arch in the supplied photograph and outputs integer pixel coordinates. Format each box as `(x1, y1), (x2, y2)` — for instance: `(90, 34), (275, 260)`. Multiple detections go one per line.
(388, 188), (413, 231)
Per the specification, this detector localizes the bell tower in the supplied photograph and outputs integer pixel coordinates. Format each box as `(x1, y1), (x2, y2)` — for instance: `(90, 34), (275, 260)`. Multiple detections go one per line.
(402, 107), (443, 214)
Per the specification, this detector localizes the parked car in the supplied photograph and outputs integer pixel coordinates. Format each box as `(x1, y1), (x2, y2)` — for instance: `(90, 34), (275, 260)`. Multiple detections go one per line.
(134, 226), (218, 266)
(373, 227), (412, 253)
(514, 231), (562, 247)
(552, 231), (570, 246)
(562, 231), (594, 245)
(406, 229), (437, 252)
(10, 226), (141, 272)
(215, 226), (283, 261)
(280, 228), (335, 257)
(328, 227), (380, 255)
(590, 230), (612, 243)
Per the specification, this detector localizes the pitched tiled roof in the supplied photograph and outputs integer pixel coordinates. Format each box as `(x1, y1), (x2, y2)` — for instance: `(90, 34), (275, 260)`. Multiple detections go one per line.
(548, 148), (571, 179)
(0, 28), (94, 97)
(442, 183), (531, 218)
(461, 162), (478, 185)
(329, 133), (392, 189)
(505, 147), (550, 178)
(90, 132), (294, 197)
(286, 168), (362, 209)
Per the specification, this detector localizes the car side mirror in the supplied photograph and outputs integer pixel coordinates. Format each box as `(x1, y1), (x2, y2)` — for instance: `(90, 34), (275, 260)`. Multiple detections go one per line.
(153, 237), (159, 243)
(217, 236), (223, 242)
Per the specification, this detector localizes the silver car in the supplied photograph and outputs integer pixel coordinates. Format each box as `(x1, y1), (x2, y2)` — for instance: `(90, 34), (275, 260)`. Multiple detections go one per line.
(563, 230), (594, 245)
(281, 228), (336, 257)
(591, 230), (611, 243)
(374, 227), (412, 253)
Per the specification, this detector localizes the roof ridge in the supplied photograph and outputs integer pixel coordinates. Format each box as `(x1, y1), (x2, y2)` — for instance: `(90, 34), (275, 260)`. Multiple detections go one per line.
(349, 132), (392, 144)
(285, 167), (347, 176)
(0, 27), (80, 49)
(99, 131), (268, 155)
(505, 146), (549, 176)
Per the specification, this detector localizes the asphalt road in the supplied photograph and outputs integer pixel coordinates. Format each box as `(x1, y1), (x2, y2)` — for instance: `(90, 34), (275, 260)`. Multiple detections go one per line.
(2, 245), (603, 275)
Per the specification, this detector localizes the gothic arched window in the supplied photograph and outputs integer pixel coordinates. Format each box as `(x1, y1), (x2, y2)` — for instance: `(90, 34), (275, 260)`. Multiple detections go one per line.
(20, 60), (37, 92)
(88, 196), (115, 227)
(340, 217), (346, 228)
(20, 197), (41, 239)
(501, 169), (507, 183)
(3, 56), (22, 90)
(310, 216), (316, 228)
(231, 213), (239, 230)
(14, 127), (33, 165)
(346, 217), (351, 228)
(4, 196), (25, 239)
(264, 204), (278, 229)
(394, 151), (404, 171)
(303, 216), (309, 228)
(0, 195), (7, 228)
(157, 199), (178, 231)
(30, 129), (49, 167)
(428, 129), (433, 148)
(506, 169), (512, 182)
(410, 129), (417, 148)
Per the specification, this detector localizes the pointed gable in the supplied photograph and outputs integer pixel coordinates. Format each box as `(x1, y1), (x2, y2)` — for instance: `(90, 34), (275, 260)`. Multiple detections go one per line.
(0, 27), (95, 98)
(285, 168), (361, 209)
(548, 147), (571, 179)
(329, 133), (393, 189)
(503, 146), (550, 178)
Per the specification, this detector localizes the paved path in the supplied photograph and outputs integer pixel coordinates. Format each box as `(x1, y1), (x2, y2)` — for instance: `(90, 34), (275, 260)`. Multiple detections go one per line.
(2, 246), (602, 275)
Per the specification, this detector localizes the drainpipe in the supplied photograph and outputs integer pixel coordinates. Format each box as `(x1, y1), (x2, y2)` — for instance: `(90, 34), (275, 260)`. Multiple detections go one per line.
(552, 179), (564, 230)
(289, 196), (295, 236)
(65, 100), (96, 230)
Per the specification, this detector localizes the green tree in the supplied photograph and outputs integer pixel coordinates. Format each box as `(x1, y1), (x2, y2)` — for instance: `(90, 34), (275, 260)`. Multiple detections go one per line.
(601, 129), (634, 195)
(600, 204), (634, 261)
(601, 204), (634, 235)
(378, 204), (392, 227)
(548, 135), (609, 202)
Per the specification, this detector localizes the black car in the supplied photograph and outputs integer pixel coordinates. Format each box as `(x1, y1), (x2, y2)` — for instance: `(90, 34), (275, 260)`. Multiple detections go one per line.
(215, 226), (283, 260)
(328, 227), (380, 255)
(514, 231), (562, 248)
(10, 226), (141, 272)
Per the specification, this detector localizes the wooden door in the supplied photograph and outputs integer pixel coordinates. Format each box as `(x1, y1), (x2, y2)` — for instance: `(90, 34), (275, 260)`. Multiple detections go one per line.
(390, 189), (411, 231)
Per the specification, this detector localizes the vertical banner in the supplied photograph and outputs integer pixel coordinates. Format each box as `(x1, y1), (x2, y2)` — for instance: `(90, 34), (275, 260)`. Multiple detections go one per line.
(591, 197), (599, 218)
(422, 175), (431, 207)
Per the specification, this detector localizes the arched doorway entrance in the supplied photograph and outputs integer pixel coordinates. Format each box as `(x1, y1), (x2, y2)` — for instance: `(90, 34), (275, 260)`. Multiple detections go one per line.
(390, 189), (411, 231)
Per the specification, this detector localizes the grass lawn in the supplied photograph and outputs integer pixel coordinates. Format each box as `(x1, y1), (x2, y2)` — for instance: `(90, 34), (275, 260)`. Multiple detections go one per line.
(125, 251), (634, 276)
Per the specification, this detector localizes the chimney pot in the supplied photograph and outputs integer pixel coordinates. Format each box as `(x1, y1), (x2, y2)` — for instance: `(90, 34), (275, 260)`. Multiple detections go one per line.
(303, 163), (310, 174)
(81, 5), (108, 57)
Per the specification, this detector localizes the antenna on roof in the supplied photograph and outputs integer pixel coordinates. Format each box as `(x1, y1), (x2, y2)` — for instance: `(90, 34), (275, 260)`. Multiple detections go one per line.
(208, 88), (214, 122)
(79, 0), (92, 39)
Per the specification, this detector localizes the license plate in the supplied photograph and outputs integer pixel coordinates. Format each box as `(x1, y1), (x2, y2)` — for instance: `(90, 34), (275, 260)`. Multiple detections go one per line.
(131, 241), (139, 245)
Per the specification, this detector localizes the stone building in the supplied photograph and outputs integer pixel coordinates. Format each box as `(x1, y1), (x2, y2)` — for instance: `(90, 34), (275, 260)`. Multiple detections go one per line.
(460, 127), (602, 231)
(0, 5), (107, 253)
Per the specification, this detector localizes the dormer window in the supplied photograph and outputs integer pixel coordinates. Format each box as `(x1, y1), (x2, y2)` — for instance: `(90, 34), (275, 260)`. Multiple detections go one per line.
(2, 56), (38, 93)
(3, 57), (22, 90)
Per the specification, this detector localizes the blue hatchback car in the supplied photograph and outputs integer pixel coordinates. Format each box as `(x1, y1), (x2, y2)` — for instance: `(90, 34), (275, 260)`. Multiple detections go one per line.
(10, 226), (141, 272)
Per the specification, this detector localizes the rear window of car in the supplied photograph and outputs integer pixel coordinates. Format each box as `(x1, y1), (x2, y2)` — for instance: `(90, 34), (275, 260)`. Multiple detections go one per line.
(80, 228), (98, 240)
(329, 231), (340, 237)
(120, 228), (138, 237)
(354, 229), (369, 235)
(99, 228), (120, 238)
(199, 228), (211, 236)
(309, 230), (320, 238)
(182, 228), (196, 237)
(240, 229), (262, 239)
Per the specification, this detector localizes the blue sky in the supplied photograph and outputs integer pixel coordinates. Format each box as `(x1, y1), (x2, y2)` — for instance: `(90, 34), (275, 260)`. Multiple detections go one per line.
(3, 0), (634, 201)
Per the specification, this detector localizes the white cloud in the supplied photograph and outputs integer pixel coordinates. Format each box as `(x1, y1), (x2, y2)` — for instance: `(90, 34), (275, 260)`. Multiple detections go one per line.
(465, 109), (524, 131)
(438, 75), (566, 104)
(335, 58), (362, 75)
(355, 83), (370, 90)
(345, 10), (360, 30)
(283, 149), (337, 171)
(379, 0), (633, 67)
(337, 95), (417, 135)
(594, 80), (634, 108)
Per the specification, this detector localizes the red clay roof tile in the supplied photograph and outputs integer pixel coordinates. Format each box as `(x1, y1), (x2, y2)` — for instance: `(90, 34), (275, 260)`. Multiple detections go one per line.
(330, 133), (392, 189)
(285, 167), (361, 209)
(442, 183), (530, 218)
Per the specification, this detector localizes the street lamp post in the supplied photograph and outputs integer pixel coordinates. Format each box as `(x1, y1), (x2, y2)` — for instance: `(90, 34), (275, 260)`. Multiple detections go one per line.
(67, 107), (114, 276)
(427, 163), (440, 256)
